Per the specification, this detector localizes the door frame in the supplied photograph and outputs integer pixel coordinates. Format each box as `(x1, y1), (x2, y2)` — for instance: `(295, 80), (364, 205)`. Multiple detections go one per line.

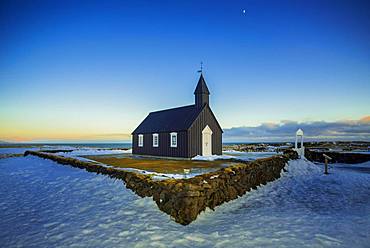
(202, 125), (213, 156)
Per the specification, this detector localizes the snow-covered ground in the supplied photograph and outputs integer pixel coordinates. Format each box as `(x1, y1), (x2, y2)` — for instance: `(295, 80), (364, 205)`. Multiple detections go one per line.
(192, 154), (235, 161)
(223, 150), (280, 160)
(342, 151), (370, 154)
(192, 151), (281, 161)
(0, 156), (369, 247)
(224, 150), (282, 160)
(56, 148), (132, 157)
(0, 147), (41, 155)
(0, 146), (132, 160)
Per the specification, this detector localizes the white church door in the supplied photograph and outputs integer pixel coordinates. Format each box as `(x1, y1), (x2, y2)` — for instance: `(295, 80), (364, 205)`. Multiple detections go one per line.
(202, 125), (213, 156)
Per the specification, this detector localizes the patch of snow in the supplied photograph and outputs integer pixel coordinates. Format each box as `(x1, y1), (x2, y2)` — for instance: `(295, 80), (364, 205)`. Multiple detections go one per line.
(0, 147), (40, 155)
(222, 150), (246, 154)
(40, 145), (79, 150)
(57, 148), (132, 157)
(150, 171), (207, 180)
(222, 150), (281, 161)
(192, 154), (235, 161)
(341, 151), (370, 154)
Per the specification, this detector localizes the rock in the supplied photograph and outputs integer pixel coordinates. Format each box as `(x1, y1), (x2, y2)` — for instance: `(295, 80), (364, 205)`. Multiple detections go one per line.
(305, 149), (370, 164)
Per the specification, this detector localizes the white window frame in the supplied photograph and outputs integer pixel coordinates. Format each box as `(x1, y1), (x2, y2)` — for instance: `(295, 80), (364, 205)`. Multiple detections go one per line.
(170, 132), (177, 148)
(138, 134), (143, 147)
(152, 133), (159, 147)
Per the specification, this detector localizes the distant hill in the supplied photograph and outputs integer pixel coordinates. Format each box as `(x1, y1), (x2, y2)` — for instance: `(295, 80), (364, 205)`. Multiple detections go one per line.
(0, 140), (9, 144)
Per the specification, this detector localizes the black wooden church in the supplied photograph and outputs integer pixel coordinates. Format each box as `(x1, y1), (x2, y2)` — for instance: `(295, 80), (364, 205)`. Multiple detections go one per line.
(132, 73), (222, 158)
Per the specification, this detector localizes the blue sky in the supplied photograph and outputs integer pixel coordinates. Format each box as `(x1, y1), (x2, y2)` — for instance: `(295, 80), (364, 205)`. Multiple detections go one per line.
(0, 0), (369, 142)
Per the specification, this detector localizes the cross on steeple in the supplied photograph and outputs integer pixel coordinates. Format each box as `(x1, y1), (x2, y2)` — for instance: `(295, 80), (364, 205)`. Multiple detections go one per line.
(197, 61), (203, 73)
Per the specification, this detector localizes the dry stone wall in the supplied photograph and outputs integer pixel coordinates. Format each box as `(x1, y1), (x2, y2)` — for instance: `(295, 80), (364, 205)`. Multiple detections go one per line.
(24, 150), (298, 225)
(305, 149), (370, 164)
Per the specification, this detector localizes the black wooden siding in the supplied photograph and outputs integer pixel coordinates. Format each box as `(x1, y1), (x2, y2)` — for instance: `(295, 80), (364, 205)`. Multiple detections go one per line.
(187, 105), (223, 157)
(132, 131), (188, 158)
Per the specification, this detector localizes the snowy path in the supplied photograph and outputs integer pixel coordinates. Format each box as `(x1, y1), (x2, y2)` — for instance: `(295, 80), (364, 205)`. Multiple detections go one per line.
(0, 156), (369, 247)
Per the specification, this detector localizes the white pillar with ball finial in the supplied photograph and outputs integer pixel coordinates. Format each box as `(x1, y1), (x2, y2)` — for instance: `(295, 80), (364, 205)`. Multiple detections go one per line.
(294, 129), (304, 158)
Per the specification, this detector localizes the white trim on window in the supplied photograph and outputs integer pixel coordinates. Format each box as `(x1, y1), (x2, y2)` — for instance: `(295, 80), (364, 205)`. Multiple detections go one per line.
(152, 133), (159, 147)
(138, 134), (143, 147)
(170, 132), (177, 148)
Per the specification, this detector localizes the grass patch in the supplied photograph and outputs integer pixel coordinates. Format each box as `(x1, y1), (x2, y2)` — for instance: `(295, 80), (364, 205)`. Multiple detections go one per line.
(83, 154), (242, 174)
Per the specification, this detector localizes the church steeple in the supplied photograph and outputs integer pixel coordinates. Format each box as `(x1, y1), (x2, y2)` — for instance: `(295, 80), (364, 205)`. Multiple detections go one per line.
(194, 73), (210, 109)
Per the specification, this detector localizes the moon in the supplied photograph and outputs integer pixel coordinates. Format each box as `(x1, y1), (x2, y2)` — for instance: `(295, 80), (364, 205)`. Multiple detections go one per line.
(242, 9), (246, 14)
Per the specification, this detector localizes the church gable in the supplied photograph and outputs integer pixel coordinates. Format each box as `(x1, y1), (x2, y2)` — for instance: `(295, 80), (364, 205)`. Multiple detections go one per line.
(187, 104), (223, 157)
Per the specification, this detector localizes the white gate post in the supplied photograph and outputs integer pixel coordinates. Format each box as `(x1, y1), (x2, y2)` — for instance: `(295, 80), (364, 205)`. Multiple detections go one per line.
(294, 129), (304, 158)
(295, 135), (298, 149)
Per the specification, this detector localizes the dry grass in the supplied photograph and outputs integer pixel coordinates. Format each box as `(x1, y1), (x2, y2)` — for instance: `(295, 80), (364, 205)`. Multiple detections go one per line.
(83, 155), (242, 174)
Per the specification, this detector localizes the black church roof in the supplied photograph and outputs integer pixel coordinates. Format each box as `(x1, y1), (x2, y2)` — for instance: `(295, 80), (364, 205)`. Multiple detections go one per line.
(132, 104), (203, 134)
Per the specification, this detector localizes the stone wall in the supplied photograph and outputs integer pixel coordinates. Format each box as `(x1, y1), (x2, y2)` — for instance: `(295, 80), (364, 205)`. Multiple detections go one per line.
(24, 150), (298, 225)
(305, 149), (370, 164)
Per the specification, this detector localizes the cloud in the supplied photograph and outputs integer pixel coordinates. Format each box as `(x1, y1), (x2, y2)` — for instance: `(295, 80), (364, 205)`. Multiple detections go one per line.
(224, 116), (370, 142)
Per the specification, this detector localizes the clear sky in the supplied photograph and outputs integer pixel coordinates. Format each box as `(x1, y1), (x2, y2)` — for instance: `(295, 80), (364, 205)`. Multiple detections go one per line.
(1, 0), (369, 142)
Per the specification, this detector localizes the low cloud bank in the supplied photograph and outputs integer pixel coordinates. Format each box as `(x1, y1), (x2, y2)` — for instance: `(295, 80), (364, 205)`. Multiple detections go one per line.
(224, 116), (370, 142)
